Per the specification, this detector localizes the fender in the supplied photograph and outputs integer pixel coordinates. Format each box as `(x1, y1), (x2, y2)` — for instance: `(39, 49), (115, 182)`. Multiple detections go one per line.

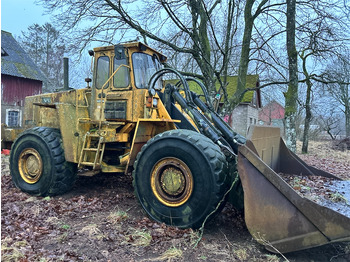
(126, 118), (180, 174)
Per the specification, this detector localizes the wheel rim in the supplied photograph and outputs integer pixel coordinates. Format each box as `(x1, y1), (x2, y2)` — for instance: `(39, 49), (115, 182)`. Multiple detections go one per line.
(151, 157), (193, 207)
(18, 148), (43, 184)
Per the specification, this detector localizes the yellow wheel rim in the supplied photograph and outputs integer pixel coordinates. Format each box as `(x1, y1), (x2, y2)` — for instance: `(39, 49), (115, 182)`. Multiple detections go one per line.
(18, 148), (43, 184)
(151, 157), (193, 207)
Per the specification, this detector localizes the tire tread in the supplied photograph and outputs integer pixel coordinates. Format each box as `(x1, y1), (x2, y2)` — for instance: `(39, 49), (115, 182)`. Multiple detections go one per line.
(133, 129), (229, 229)
(10, 127), (77, 196)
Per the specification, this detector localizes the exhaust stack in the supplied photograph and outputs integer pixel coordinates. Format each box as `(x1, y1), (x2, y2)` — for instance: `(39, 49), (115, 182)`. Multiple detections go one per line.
(63, 57), (69, 90)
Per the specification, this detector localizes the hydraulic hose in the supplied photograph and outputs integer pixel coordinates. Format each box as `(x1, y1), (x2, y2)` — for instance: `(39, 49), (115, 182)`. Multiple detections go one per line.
(191, 91), (246, 154)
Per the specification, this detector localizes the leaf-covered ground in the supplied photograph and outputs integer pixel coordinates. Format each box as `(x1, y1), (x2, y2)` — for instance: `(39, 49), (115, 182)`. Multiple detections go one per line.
(280, 174), (350, 217)
(297, 140), (350, 180)
(1, 140), (350, 261)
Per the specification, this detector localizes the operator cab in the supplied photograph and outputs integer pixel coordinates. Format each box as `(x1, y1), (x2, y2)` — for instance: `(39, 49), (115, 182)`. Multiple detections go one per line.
(89, 42), (167, 122)
(91, 42), (166, 91)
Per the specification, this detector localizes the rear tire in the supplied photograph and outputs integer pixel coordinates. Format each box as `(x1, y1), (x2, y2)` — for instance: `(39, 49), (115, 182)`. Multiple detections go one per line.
(10, 127), (77, 196)
(133, 129), (228, 229)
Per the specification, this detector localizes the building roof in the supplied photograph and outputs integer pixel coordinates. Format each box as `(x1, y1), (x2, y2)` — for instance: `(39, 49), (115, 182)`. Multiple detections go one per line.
(165, 74), (260, 104)
(221, 75), (259, 103)
(259, 100), (285, 123)
(1, 30), (46, 82)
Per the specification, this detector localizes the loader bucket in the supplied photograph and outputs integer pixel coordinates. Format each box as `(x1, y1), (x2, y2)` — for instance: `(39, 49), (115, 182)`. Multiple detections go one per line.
(236, 125), (350, 253)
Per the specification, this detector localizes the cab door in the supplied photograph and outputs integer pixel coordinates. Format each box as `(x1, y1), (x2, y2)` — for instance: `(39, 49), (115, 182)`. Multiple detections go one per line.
(92, 46), (132, 122)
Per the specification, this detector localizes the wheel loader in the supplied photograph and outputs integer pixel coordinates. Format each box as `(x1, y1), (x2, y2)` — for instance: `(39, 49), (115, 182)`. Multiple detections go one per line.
(2, 42), (349, 253)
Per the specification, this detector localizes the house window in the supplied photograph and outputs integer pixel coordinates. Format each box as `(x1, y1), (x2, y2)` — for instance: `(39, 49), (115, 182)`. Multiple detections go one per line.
(6, 109), (21, 127)
(252, 92), (257, 107)
(250, 117), (253, 125)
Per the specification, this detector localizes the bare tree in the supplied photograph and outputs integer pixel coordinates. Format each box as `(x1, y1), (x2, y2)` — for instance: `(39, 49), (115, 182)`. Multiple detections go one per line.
(36, 0), (349, 143)
(296, 0), (350, 152)
(298, 51), (313, 153)
(316, 108), (343, 140)
(19, 23), (66, 92)
(231, 0), (286, 107)
(38, 0), (292, 112)
(322, 55), (350, 137)
(39, 0), (244, 105)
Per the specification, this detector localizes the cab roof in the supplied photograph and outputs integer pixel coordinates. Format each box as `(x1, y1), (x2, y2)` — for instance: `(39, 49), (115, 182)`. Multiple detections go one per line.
(93, 42), (167, 62)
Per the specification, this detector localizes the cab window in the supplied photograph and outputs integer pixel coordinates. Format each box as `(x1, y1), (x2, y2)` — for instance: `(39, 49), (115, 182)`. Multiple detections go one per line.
(96, 56), (109, 89)
(113, 57), (130, 88)
(132, 53), (162, 89)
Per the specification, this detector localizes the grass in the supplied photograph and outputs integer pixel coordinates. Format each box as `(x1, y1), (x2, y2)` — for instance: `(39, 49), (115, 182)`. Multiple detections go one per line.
(233, 247), (248, 260)
(265, 254), (281, 262)
(61, 224), (70, 230)
(107, 209), (129, 224)
(254, 233), (289, 261)
(189, 229), (201, 247)
(158, 247), (183, 261)
(58, 231), (69, 243)
(46, 216), (60, 224)
(58, 223), (71, 243)
(141, 246), (183, 261)
(43, 196), (51, 201)
(124, 229), (152, 247)
(1, 238), (27, 261)
(79, 224), (104, 240)
(31, 204), (41, 217)
(25, 196), (38, 202)
(201, 242), (230, 259)
(329, 192), (348, 204)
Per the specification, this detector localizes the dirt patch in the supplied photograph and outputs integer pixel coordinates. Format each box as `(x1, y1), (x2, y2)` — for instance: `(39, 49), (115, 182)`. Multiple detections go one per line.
(2, 140), (350, 261)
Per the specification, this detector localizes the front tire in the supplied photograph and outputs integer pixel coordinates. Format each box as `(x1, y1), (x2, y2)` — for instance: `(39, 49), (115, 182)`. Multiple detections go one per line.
(133, 129), (228, 229)
(10, 127), (77, 196)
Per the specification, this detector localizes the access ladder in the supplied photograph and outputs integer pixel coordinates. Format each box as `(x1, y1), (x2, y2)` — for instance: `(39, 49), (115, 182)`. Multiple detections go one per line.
(78, 132), (105, 170)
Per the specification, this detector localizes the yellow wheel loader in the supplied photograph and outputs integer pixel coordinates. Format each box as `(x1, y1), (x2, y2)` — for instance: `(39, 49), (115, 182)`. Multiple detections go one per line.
(2, 42), (349, 253)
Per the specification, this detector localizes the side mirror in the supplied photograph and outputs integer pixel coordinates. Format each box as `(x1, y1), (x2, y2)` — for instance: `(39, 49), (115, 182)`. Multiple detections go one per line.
(85, 78), (92, 88)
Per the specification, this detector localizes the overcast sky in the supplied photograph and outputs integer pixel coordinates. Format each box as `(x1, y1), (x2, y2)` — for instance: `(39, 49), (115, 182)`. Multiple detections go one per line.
(1, 0), (50, 38)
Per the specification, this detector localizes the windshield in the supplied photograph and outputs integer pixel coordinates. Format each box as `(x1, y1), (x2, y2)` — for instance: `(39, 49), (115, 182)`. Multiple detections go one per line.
(132, 53), (162, 89)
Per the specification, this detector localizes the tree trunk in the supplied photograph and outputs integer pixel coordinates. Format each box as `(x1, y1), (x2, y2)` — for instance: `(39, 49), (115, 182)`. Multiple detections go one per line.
(231, 0), (255, 109)
(189, 0), (216, 102)
(345, 87), (350, 137)
(285, 0), (298, 153)
(301, 51), (312, 154)
(219, 0), (235, 112)
(302, 82), (312, 153)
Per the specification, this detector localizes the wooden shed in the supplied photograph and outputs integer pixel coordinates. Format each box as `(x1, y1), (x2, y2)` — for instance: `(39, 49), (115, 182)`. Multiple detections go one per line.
(1, 30), (46, 127)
